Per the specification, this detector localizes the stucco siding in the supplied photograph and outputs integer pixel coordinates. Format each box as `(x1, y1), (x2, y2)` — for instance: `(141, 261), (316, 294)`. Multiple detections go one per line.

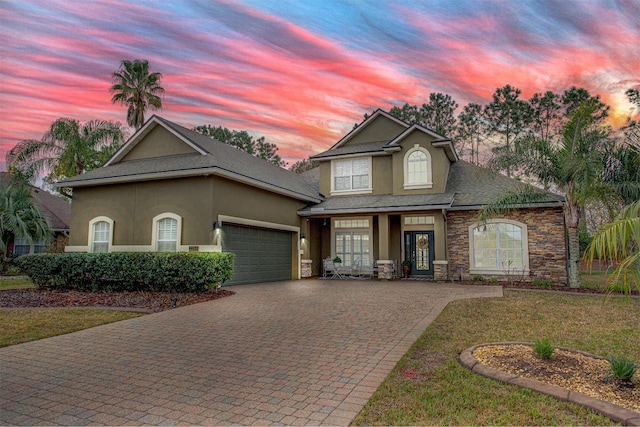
(392, 132), (450, 195)
(345, 115), (406, 145)
(120, 126), (198, 161)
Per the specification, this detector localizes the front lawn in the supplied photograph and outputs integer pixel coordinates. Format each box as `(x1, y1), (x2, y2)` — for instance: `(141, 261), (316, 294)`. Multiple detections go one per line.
(353, 290), (639, 426)
(0, 278), (35, 290)
(0, 309), (143, 348)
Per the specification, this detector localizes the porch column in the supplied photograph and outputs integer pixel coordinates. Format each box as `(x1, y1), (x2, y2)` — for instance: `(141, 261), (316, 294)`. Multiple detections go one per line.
(378, 214), (389, 260)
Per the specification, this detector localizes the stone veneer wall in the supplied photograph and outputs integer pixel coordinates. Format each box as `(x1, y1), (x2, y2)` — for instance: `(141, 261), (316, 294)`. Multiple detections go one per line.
(446, 207), (567, 284)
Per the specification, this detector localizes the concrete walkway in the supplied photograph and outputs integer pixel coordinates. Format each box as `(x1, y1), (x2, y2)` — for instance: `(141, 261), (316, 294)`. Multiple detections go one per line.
(0, 280), (501, 426)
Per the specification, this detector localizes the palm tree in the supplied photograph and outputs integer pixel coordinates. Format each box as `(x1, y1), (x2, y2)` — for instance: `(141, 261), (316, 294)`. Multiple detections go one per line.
(110, 59), (164, 129)
(5, 118), (124, 197)
(583, 200), (640, 296)
(481, 99), (624, 288)
(0, 181), (50, 257)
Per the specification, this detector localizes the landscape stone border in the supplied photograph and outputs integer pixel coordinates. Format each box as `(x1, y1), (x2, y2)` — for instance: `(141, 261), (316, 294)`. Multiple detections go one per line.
(459, 342), (640, 426)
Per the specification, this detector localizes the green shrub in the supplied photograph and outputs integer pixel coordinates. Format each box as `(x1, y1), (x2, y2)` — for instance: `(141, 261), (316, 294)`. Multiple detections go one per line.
(487, 277), (498, 283)
(533, 279), (552, 288)
(608, 356), (636, 381)
(533, 338), (555, 359)
(16, 252), (235, 293)
(472, 275), (485, 282)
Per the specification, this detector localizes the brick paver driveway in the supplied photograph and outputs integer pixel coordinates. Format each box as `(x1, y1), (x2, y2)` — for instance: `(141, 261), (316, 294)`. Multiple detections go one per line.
(1, 280), (501, 426)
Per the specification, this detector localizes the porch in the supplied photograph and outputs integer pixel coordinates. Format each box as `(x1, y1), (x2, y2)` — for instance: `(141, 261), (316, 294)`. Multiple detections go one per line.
(299, 213), (449, 281)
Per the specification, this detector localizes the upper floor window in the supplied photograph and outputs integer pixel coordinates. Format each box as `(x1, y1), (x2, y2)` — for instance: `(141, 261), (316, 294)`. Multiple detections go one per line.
(332, 157), (371, 195)
(88, 216), (114, 253)
(153, 213), (182, 252)
(403, 145), (432, 189)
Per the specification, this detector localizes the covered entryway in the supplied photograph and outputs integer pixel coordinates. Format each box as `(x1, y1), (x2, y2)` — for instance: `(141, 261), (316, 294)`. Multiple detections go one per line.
(222, 224), (293, 285)
(404, 230), (435, 276)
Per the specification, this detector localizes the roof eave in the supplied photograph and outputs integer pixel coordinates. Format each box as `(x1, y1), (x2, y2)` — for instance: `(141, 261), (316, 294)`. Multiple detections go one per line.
(310, 150), (391, 161)
(446, 201), (565, 211)
(298, 203), (453, 216)
(55, 167), (322, 204)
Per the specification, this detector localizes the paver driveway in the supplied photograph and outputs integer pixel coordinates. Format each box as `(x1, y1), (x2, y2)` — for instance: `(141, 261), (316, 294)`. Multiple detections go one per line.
(1, 280), (501, 426)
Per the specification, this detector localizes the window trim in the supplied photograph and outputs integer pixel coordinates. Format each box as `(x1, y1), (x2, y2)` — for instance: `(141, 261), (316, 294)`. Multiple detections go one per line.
(330, 157), (373, 195)
(468, 219), (529, 275)
(152, 212), (182, 252)
(403, 145), (432, 190)
(88, 216), (114, 253)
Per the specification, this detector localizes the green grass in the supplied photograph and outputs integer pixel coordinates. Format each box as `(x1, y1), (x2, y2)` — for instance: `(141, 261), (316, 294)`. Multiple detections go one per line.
(580, 269), (614, 289)
(352, 291), (640, 426)
(0, 278), (35, 290)
(0, 309), (143, 347)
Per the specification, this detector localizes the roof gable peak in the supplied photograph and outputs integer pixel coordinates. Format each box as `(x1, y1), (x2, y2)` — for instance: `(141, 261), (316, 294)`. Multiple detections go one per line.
(330, 109), (409, 150)
(104, 116), (207, 167)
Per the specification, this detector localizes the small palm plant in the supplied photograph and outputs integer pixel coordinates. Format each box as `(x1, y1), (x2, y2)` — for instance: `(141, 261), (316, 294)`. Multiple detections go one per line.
(533, 338), (555, 359)
(608, 357), (637, 382)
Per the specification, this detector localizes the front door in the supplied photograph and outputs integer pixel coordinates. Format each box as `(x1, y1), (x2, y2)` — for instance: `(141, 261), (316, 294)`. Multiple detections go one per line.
(404, 231), (434, 276)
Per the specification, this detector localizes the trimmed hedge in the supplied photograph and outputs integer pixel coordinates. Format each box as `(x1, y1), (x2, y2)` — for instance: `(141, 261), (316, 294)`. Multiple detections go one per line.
(16, 252), (235, 292)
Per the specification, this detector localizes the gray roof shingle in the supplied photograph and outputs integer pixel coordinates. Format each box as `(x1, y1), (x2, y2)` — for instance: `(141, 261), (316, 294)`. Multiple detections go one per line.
(59, 116), (321, 203)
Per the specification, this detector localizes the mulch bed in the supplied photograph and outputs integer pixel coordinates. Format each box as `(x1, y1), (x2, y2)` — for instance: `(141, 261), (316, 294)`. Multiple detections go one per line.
(0, 288), (235, 312)
(473, 343), (640, 412)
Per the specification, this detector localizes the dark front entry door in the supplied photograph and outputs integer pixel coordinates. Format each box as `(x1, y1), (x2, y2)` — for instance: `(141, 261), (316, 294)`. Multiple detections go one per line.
(404, 231), (434, 276)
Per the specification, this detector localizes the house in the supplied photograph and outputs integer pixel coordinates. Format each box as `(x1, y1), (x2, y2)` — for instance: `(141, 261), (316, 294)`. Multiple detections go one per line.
(58, 111), (568, 285)
(0, 172), (70, 255)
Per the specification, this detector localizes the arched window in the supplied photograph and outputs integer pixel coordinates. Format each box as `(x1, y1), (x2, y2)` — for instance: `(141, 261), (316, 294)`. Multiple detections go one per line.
(152, 213), (181, 252)
(468, 220), (529, 275)
(403, 145), (432, 189)
(88, 216), (114, 253)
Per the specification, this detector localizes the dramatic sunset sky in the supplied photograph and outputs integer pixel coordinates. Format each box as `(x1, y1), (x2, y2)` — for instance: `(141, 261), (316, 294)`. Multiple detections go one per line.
(1, 0), (638, 168)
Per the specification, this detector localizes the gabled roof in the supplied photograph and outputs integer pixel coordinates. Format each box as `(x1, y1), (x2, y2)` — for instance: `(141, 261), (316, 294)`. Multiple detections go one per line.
(329, 109), (408, 150)
(386, 125), (458, 161)
(58, 116), (322, 203)
(0, 173), (70, 231)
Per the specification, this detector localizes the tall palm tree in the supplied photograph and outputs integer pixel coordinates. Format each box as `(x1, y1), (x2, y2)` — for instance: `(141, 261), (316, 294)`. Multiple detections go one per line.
(110, 59), (164, 129)
(583, 200), (640, 296)
(5, 118), (124, 197)
(0, 181), (50, 256)
(480, 99), (627, 288)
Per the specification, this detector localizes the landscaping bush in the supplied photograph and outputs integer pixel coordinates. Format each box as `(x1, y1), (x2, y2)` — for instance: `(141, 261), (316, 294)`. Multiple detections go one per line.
(532, 279), (552, 288)
(608, 356), (637, 382)
(533, 337), (555, 359)
(472, 275), (485, 281)
(16, 252), (235, 292)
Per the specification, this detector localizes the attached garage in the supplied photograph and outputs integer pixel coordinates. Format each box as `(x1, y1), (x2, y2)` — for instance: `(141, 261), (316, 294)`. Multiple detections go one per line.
(222, 224), (293, 285)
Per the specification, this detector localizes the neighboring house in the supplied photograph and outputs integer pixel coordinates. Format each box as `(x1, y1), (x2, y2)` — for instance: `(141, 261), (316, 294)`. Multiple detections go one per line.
(59, 111), (568, 285)
(0, 173), (70, 255)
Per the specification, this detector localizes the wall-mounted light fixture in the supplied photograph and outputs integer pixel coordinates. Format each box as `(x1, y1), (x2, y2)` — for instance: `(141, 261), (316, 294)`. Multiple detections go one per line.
(300, 234), (306, 241)
(213, 221), (222, 231)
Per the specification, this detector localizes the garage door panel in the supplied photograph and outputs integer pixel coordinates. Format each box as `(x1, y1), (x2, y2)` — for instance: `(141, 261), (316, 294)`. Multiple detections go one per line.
(222, 225), (293, 285)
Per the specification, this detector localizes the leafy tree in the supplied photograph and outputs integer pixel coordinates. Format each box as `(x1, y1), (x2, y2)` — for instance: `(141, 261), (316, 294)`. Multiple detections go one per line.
(583, 200), (640, 296)
(0, 180), (50, 258)
(194, 125), (285, 167)
(529, 91), (562, 143)
(6, 118), (125, 197)
(455, 103), (484, 164)
(561, 86), (609, 122)
(481, 99), (619, 288)
(110, 59), (164, 129)
(483, 85), (534, 178)
(289, 158), (319, 174)
(388, 93), (458, 136)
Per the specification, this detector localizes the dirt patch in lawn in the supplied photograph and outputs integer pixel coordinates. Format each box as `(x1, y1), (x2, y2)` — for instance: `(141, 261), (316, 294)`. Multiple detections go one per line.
(0, 288), (235, 312)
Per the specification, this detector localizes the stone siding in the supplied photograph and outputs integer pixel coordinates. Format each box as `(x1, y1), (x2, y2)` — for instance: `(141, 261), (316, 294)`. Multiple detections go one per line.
(447, 207), (567, 284)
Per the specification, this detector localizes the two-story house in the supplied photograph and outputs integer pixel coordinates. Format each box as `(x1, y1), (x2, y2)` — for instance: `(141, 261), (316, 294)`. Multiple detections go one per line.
(59, 111), (568, 285)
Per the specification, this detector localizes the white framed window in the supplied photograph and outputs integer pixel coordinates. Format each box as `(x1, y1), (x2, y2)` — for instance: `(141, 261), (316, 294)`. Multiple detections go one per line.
(88, 216), (114, 253)
(152, 213), (182, 252)
(403, 145), (432, 189)
(332, 217), (372, 267)
(331, 157), (372, 195)
(468, 220), (529, 275)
